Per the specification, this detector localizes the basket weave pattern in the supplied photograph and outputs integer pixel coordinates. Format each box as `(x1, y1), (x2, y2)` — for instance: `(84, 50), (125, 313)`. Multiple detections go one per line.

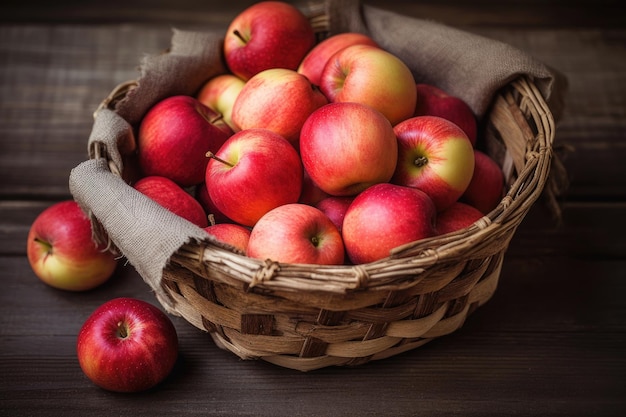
(93, 8), (555, 371)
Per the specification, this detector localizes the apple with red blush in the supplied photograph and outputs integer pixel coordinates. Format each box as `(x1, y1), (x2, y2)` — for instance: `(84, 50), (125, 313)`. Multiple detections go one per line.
(300, 102), (398, 197)
(319, 44), (416, 125)
(206, 128), (303, 227)
(461, 150), (505, 214)
(223, 1), (316, 81)
(315, 196), (354, 234)
(414, 83), (478, 146)
(26, 200), (118, 291)
(297, 32), (379, 86)
(247, 203), (344, 265)
(436, 202), (484, 235)
(196, 74), (245, 131)
(76, 297), (178, 393)
(137, 95), (233, 187)
(134, 175), (209, 228)
(204, 223), (251, 253)
(195, 183), (232, 224)
(392, 115), (475, 212)
(342, 183), (437, 264)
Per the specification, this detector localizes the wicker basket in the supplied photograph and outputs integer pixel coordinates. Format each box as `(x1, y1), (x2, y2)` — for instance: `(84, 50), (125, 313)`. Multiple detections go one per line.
(85, 3), (556, 372)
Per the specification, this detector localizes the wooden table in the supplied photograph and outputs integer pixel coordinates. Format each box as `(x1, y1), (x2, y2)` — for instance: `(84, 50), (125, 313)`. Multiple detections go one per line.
(1, 1), (625, 415)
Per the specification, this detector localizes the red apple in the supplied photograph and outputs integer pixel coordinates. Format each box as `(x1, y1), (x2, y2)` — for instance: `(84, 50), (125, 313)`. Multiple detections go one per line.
(436, 202), (484, 235)
(300, 102), (398, 196)
(315, 196), (354, 234)
(461, 150), (505, 214)
(319, 44), (416, 125)
(342, 183), (437, 264)
(392, 115), (475, 212)
(76, 297), (178, 393)
(247, 203), (344, 265)
(223, 1), (316, 81)
(297, 32), (379, 86)
(134, 175), (209, 228)
(231, 68), (328, 147)
(414, 83), (478, 146)
(196, 74), (245, 131)
(137, 95), (233, 187)
(26, 200), (118, 291)
(206, 128), (303, 227)
(195, 182), (232, 224)
(298, 170), (330, 206)
(204, 223), (251, 253)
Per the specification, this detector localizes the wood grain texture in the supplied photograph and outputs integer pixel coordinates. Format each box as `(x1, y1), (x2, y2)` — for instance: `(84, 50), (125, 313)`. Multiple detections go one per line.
(1, 0), (625, 415)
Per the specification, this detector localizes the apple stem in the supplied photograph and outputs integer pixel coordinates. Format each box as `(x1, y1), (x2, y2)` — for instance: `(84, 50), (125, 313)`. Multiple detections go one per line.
(414, 156), (429, 167)
(311, 236), (320, 247)
(233, 29), (248, 44)
(117, 321), (128, 339)
(206, 151), (234, 167)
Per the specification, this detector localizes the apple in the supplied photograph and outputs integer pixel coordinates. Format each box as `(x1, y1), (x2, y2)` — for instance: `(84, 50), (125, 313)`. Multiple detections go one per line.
(300, 102), (398, 196)
(247, 203), (344, 265)
(392, 115), (475, 212)
(318, 44), (416, 125)
(26, 200), (118, 291)
(76, 297), (178, 393)
(223, 1), (316, 81)
(461, 150), (505, 214)
(414, 83), (478, 146)
(206, 128), (303, 227)
(298, 170), (330, 206)
(204, 223), (251, 253)
(231, 68), (328, 147)
(315, 196), (354, 234)
(342, 183), (437, 264)
(195, 182), (232, 224)
(137, 95), (233, 187)
(196, 74), (245, 131)
(134, 175), (209, 228)
(297, 32), (379, 86)
(436, 202), (484, 235)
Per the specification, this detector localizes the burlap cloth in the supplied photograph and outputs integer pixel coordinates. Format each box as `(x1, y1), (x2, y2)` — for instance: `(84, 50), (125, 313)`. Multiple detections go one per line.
(69, 0), (568, 313)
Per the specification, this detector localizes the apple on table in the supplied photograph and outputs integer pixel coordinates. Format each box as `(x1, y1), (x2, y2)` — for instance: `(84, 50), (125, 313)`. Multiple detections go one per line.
(223, 1), (316, 81)
(319, 44), (416, 126)
(206, 128), (303, 227)
(26, 200), (118, 291)
(342, 183), (437, 264)
(76, 297), (179, 393)
(392, 115), (475, 212)
(247, 203), (345, 265)
(299, 102), (398, 197)
(137, 95), (233, 187)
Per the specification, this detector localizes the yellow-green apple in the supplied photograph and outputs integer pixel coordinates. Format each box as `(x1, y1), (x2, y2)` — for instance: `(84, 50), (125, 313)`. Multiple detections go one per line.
(204, 223), (251, 253)
(414, 83), (478, 146)
(247, 203), (344, 265)
(436, 202), (484, 235)
(297, 32), (379, 86)
(299, 102), (398, 196)
(196, 74), (245, 131)
(318, 44), (416, 125)
(315, 196), (354, 234)
(461, 150), (504, 214)
(392, 115), (475, 212)
(26, 200), (118, 291)
(76, 297), (178, 393)
(195, 183), (232, 224)
(231, 68), (328, 147)
(223, 1), (316, 81)
(134, 175), (209, 228)
(138, 95), (233, 187)
(206, 128), (303, 227)
(342, 183), (437, 264)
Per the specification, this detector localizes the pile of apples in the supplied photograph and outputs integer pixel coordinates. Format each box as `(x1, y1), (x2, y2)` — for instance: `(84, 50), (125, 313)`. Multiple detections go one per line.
(134, 0), (505, 266)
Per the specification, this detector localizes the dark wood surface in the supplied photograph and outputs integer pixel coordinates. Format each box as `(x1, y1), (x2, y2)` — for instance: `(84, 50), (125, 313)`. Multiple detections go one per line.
(1, 1), (625, 416)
